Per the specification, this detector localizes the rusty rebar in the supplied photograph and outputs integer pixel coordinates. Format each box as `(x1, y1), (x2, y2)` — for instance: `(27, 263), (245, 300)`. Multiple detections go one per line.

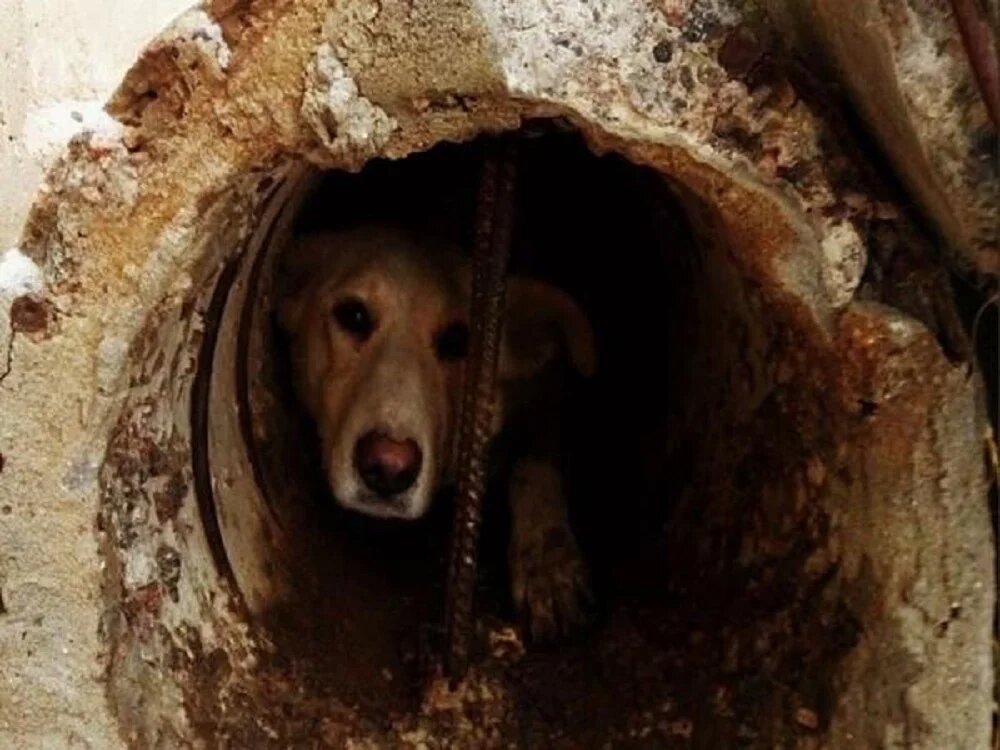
(444, 139), (517, 679)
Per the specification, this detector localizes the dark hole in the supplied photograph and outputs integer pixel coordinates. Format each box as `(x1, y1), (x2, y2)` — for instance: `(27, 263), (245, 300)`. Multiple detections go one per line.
(245, 124), (845, 746)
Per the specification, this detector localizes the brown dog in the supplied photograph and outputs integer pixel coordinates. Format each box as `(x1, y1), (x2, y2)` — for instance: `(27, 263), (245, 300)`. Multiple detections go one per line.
(277, 224), (596, 638)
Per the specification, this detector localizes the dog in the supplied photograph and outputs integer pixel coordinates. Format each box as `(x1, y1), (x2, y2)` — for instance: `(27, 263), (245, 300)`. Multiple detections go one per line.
(277, 224), (596, 639)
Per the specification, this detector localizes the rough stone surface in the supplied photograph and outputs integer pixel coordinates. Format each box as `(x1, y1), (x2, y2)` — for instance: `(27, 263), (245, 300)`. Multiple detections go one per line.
(0, 0), (193, 249)
(825, 303), (993, 749)
(301, 44), (399, 169)
(0, 0), (992, 747)
(765, 0), (999, 278)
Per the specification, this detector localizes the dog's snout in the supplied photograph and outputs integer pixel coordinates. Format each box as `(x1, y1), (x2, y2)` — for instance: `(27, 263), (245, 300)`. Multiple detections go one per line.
(353, 432), (423, 498)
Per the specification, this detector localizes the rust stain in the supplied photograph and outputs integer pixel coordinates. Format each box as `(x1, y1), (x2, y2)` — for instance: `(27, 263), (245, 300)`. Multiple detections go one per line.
(154, 473), (187, 524)
(717, 24), (768, 80)
(207, 0), (254, 46)
(835, 305), (942, 467)
(124, 581), (165, 625)
(10, 295), (55, 336)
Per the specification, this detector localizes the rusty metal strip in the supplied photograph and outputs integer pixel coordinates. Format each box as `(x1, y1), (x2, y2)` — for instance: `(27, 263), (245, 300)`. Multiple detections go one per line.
(191, 255), (246, 609)
(444, 139), (518, 679)
(192, 174), (290, 610)
(235, 183), (293, 530)
(234, 164), (316, 529)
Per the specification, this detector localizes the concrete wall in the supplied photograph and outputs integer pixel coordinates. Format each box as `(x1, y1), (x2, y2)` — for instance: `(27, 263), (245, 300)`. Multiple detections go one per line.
(0, 0), (192, 250)
(0, 5), (191, 747)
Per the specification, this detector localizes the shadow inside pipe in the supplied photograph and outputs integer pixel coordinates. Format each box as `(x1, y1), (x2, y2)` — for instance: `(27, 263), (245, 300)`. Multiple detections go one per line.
(228, 126), (858, 746)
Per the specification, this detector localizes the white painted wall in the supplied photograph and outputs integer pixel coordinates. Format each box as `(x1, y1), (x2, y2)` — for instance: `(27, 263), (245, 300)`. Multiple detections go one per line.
(0, 0), (195, 248)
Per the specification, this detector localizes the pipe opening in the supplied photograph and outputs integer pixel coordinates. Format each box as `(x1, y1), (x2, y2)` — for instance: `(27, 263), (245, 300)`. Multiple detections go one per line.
(101, 124), (862, 746)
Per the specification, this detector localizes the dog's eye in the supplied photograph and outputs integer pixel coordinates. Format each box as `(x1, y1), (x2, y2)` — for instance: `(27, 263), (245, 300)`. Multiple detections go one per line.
(435, 322), (469, 361)
(332, 299), (374, 340)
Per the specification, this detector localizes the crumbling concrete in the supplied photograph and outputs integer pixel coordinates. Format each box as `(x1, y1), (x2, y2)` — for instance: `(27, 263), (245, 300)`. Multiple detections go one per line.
(0, 0), (193, 249)
(765, 0), (999, 277)
(0, 1), (993, 747)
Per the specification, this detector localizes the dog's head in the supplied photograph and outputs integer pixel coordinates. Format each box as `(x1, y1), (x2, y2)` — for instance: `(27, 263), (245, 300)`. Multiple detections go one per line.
(278, 225), (595, 520)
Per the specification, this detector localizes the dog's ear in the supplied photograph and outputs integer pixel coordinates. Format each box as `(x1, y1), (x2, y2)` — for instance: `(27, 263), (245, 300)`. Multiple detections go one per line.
(500, 278), (597, 381)
(276, 243), (324, 335)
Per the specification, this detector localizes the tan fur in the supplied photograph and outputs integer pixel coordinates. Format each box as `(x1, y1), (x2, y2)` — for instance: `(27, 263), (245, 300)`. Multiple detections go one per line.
(278, 224), (595, 637)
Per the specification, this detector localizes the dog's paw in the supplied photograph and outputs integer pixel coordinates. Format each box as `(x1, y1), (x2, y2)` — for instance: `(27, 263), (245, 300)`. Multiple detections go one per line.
(510, 521), (591, 642)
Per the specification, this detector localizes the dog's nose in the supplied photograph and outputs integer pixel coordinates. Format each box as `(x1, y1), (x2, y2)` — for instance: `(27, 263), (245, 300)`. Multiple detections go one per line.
(353, 431), (423, 498)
